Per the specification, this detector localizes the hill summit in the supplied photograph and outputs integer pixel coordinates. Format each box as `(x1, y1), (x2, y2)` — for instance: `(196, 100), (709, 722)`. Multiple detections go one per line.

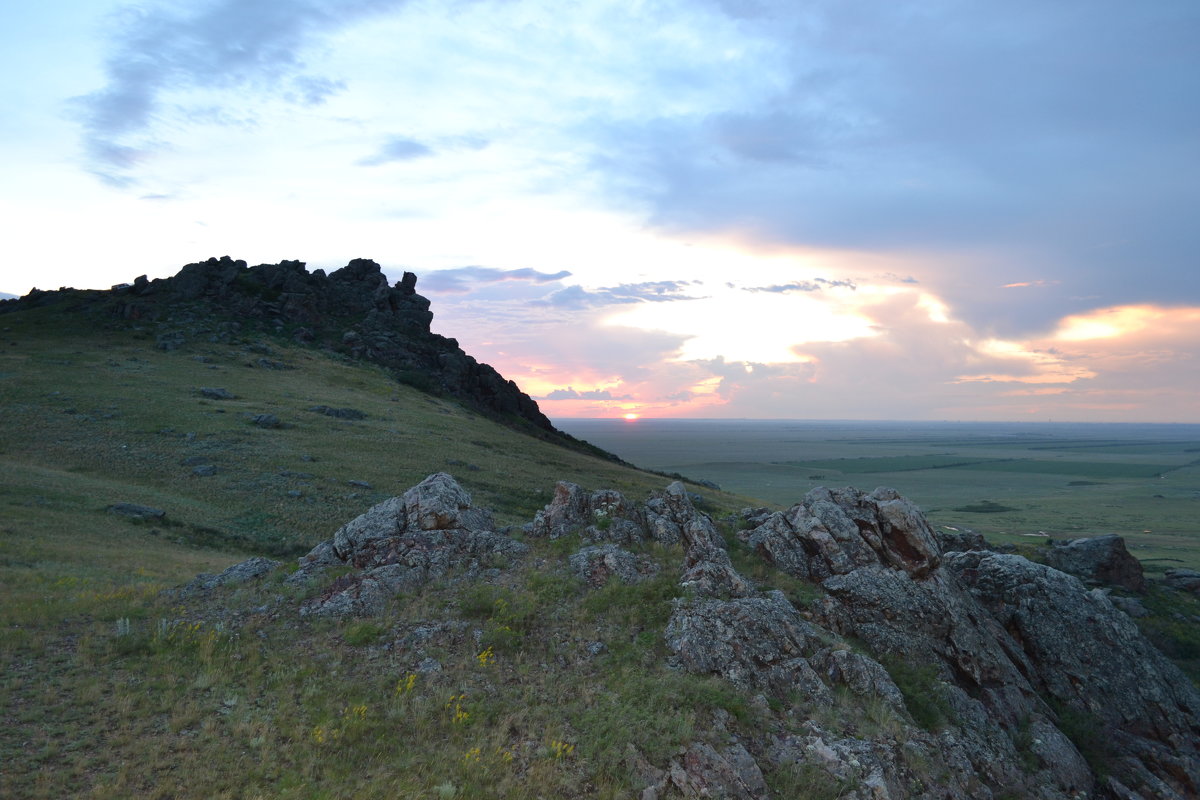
(8, 256), (563, 441)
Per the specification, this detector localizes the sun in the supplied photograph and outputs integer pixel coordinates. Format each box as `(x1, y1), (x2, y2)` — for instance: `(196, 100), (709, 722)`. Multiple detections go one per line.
(622, 413), (640, 421)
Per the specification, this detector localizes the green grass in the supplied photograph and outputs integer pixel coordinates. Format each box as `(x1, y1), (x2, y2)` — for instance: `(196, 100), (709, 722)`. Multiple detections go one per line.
(0, 303), (778, 799)
(4, 303), (1200, 797)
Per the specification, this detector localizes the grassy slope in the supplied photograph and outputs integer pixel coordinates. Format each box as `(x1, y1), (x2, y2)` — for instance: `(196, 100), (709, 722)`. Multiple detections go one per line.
(1, 304), (785, 799)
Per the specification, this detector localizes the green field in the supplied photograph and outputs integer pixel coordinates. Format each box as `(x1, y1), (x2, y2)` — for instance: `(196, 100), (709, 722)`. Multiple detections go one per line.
(560, 419), (1200, 573)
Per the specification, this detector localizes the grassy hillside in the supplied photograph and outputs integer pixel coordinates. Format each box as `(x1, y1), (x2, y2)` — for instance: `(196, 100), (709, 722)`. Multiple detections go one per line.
(0, 303), (769, 798)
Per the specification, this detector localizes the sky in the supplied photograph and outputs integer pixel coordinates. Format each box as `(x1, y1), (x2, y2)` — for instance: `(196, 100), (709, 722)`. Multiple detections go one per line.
(2, 0), (1198, 422)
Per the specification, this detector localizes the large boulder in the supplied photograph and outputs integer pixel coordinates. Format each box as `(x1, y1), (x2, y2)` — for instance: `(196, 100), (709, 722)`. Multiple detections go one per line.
(946, 550), (1200, 798)
(299, 473), (526, 616)
(746, 486), (940, 582)
(1043, 534), (1146, 593)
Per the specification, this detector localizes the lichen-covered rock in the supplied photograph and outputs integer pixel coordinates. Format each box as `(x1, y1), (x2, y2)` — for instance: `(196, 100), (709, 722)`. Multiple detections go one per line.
(526, 481), (646, 543)
(569, 544), (658, 588)
(747, 486), (940, 582)
(1043, 534), (1146, 593)
(934, 528), (991, 554)
(667, 741), (768, 800)
(300, 473), (526, 616)
(945, 550), (1200, 798)
(667, 592), (831, 700)
(402, 472), (493, 533)
(183, 556), (281, 595)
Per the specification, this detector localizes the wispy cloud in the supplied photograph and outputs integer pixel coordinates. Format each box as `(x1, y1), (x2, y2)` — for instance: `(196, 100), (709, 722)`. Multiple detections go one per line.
(420, 266), (571, 294)
(358, 135), (434, 166)
(537, 280), (703, 309)
(72, 0), (409, 185)
(542, 387), (631, 400)
(744, 278), (857, 293)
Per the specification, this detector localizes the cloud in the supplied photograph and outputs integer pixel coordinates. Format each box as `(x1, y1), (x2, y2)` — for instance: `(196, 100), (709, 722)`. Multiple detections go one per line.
(543, 387), (631, 400)
(419, 266), (572, 294)
(358, 135), (434, 166)
(744, 278), (857, 293)
(537, 280), (703, 309)
(72, 0), (407, 184)
(586, 0), (1200, 334)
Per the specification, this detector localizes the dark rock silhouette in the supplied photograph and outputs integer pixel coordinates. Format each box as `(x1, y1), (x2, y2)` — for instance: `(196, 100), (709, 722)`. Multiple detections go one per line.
(5, 256), (576, 442)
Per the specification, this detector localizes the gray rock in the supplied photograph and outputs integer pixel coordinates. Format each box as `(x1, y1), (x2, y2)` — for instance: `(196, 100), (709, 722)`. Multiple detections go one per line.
(199, 387), (234, 400)
(527, 481), (648, 544)
(416, 657), (442, 673)
(666, 592), (831, 700)
(934, 528), (992, 553)
(250, 413), (281, 428)
(191, 464), (217, 477)
(302, 473), (526, 616)
(1163, 568), (1200, 595)
(1044, 534), (1146, 593)
(1110, 595), (1150, 617)
(747, 486), (940, 582)
(946, 550), (1200, 797)
(107, 503), (166, 520)
(184, 556), (281, 593)
(569, 544), (659, 588)
(667, 741), (768, 800)
(308, 405), (367, 420)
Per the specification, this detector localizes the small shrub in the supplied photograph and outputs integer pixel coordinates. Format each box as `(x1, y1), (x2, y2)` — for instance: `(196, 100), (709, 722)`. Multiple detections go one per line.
(883, 657), (954, 731)
(344, 621), (385, 646)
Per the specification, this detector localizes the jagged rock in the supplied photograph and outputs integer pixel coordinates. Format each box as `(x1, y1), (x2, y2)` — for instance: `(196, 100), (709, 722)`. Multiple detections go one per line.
(945, 550), (1200, 798)
(808, 647), (905, 711)
(747, 486), (940, 582)
(569, 544), (658, 588)
(9, 256), (567, 438)
(183, 556), (281, 594)
(301, 473), (526, 616)
(667, 741), (768, 800)
(934, 528), (991, 553)
(654, 482), (752, 598)
(107, 502), (166, 520)
(1044, 534), (1146, 593)
(1162, 568), (1200, 595)
(526, 481), (648, 544)
(667, 591), (832, 702)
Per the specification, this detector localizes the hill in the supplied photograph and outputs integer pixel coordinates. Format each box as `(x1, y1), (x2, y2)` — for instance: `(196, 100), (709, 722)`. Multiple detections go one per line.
(2, 263), (1199, 799)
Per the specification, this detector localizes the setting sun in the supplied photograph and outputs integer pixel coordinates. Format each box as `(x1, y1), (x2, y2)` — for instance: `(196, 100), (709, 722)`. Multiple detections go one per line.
(623, 413), (640, 421)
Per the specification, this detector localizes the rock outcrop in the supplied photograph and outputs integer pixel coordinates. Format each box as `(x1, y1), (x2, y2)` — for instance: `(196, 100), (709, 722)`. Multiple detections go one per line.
(1043, 533), (1147, 593)
(295, 473), (528, 616)
(187, 476), (1200, 800)
(4, 256), (583, 442)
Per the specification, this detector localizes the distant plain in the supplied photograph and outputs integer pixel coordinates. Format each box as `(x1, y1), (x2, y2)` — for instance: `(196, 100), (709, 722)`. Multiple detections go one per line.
(559, 419), (1200, 573)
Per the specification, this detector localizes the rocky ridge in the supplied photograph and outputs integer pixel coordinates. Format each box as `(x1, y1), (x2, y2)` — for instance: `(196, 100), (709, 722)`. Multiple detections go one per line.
(3, 256), (577, 444)
(197, 474), (1200, 800)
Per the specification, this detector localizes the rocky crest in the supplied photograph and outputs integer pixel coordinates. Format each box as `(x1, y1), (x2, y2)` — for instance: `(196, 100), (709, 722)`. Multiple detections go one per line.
(208, 475), (1200, 800)
(4, 256), (571, 440)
